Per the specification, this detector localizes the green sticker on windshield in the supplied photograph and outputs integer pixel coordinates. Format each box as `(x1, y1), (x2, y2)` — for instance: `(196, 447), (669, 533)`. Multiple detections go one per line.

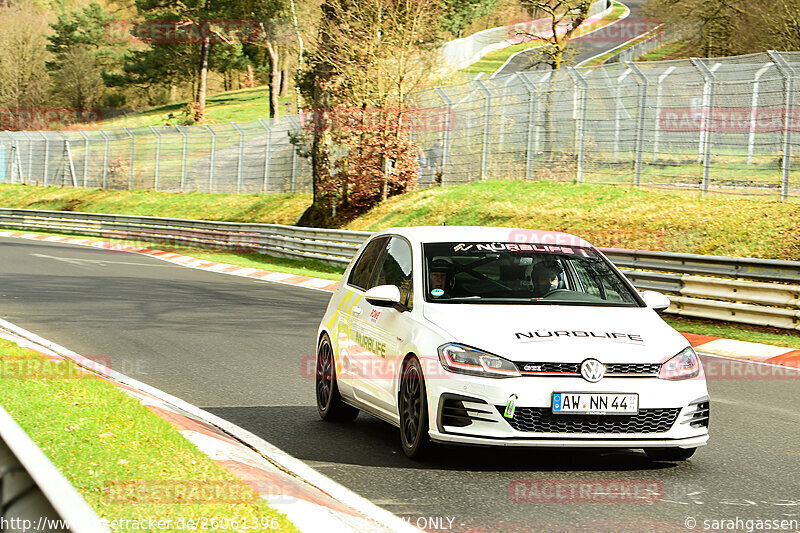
(431, 288), (444, 297)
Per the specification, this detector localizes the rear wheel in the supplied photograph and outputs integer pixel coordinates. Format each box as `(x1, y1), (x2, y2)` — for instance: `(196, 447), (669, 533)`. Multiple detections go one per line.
(644, 447), (696, 461)
(316, 335), (358, 422)
(398, 356), (431, 459)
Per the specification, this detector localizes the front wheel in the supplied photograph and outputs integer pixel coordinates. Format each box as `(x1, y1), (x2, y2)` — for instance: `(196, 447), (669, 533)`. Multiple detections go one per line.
(316, 335), (358, 422)
(398, 356), (431, 459)
(644, 447), (696, 461)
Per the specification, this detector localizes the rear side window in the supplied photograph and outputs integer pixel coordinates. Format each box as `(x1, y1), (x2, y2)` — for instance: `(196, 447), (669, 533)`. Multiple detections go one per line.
(348, 237), (388, 290)
(370, 237), (413, 307)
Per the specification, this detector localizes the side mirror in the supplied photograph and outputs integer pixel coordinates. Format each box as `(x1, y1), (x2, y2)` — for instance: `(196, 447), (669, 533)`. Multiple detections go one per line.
(641, 290), (672, 312)
(364, 285), (402, 309)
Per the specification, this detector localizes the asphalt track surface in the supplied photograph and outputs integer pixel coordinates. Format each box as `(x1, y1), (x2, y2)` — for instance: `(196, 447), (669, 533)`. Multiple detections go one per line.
(2, 236), (799, 532)
(495, 0), (650, 76)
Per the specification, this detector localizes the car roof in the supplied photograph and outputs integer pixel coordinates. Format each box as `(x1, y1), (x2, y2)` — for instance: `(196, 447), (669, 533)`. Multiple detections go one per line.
(374, 226), (595, 248)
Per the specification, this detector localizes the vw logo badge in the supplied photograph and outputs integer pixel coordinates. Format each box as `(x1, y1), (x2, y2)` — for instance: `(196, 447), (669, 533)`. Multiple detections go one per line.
(580, 358), (605, 383)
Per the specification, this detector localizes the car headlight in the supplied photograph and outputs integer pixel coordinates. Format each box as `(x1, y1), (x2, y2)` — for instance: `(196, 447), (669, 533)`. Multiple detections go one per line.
(659, 347), (702, 380)
(438, 343), (520, 378)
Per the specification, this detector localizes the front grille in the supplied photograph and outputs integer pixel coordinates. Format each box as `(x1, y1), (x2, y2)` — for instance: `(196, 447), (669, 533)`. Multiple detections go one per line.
(515, 362), (660, 376)
(498, 407), (681, 434)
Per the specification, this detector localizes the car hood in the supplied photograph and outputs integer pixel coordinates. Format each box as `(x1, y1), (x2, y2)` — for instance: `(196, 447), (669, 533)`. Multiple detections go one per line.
(422, 303), (688, 364)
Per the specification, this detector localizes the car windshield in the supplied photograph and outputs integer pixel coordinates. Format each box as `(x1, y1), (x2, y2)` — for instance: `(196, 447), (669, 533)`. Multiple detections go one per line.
(423, 242), (641, 306)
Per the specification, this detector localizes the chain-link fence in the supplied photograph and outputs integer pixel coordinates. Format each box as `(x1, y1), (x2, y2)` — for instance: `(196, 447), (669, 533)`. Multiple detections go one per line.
(0, 116), (311, 194)
(2, 51), (799, 200)
(408, 50), (800, 199)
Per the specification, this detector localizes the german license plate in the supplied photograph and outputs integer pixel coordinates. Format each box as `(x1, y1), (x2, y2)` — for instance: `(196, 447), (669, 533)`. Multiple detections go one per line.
(552, 393), (639, 415)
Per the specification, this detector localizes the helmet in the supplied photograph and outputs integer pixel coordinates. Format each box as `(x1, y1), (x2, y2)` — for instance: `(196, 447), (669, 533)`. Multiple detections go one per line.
(531, 261), (561, 295)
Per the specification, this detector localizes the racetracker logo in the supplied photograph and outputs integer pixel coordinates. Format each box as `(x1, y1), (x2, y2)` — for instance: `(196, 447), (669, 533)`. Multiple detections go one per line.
(104, 480), (266, 504)
(509, 479), (663, 503)
(299, 106), (455, 133)
(659, 108), (800, 132)
(0, 108), (103, 131)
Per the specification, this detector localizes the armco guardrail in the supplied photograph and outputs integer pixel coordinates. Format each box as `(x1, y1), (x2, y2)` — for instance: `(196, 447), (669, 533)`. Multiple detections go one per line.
(0, 405), (110, 533)
(1, 209), (798, 330)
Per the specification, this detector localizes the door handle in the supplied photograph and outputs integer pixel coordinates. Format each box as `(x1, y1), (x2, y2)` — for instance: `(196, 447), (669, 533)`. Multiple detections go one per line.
(352, 306), (363, 316)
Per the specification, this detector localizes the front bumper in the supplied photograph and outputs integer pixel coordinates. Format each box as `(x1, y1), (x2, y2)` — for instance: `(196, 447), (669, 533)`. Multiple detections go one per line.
(425, 371), (710, 449)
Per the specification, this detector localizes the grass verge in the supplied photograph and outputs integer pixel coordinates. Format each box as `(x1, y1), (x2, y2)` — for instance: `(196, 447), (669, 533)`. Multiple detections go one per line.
(663, 316), (799, 350)
(0, 338), (299, 532)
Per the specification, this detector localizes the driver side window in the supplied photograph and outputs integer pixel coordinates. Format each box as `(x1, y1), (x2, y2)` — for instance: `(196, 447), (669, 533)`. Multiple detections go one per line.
(369, 237), (413, 308)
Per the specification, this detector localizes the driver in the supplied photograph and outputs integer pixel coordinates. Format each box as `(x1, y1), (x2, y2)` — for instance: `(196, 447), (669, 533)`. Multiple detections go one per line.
(531, 262), (561, 298)
(428, 258), (455, 297)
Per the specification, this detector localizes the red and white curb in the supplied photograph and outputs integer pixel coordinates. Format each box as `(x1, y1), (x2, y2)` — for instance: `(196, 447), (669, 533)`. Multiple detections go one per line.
(0, 319), (419, 533)
(683, 333), (800, 368)
(0, 231), (341, 293)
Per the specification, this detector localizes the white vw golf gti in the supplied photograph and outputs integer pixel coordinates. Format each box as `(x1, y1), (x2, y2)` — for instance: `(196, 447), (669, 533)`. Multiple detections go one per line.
(315, 227), (709, 459)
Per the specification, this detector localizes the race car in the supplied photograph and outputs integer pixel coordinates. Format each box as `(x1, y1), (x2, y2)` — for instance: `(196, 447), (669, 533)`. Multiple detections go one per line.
(315, 226), (709, 459)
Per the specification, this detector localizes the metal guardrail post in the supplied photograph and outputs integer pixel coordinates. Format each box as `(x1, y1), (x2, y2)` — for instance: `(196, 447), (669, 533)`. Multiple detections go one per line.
(475, 80), (491, 180)
(257, 119), (272, 193)
(747, 63), (774, 165)
(613, 68), (632, 163)
(690, 59), (717, 195)
(232, 122), (244, 193)
(176, 126), (187, 192)
(518, 73), (538, 181)
(98, 130), (109, 189)
(123, 126), (134, 190)
(434, 87), (453, 186)
(567, 67), (588, 184)
(205, 124), (216, 193)
(149, 126), (161, 191)
(285, 116), (300, 192)
(625, 62), (648, 187)
(78, 130), (90, 187)
(652, 65), (676, 162)
(767, 50), (795, 201)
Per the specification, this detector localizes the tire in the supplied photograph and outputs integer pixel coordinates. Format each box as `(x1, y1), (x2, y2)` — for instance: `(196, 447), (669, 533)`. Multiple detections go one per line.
(398, 356), (431, 459)
(644, 447), (696, 461)
(316, 335), (359, 422)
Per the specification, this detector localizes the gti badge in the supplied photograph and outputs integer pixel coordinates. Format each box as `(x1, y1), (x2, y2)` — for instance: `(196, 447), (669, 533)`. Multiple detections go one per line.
(580, 358), (605, 383)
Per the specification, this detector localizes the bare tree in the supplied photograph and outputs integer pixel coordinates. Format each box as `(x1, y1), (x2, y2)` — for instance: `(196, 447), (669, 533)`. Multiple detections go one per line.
(0, 2), (50, 111)
(517, 0), (592, 70)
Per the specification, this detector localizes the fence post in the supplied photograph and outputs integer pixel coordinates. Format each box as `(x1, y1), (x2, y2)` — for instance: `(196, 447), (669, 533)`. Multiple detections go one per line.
(0, 133), (7, 183)
(123, 127), (134, 190)
(285, 116), (300, 192)
(98, 130), (109, 189)
(614, 68), (632, 163)
(232, 122), (244, 194)
(652, 65), (676, 162)
(475, 80), (492, 180)
(176, 126), (187, 192)
(691, 58), (716, 195)
(434, 87), (453, 186)
(149, 126), (161, 191)
(40, 132), (50, 186)
(567, 67), (588, 184)
(10, 136), (19, 184)
(518, 73), (538, 181)
(626, 62), (648, 187)
(21, 131), (33, 184)
(768, 50), (795, 201)
(59, 131), (77, 187)
(78, 130), (90, 187)
(205, 124), (216, 193)
(748, 63), (773, 165)
(257, 119), (272, 193)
